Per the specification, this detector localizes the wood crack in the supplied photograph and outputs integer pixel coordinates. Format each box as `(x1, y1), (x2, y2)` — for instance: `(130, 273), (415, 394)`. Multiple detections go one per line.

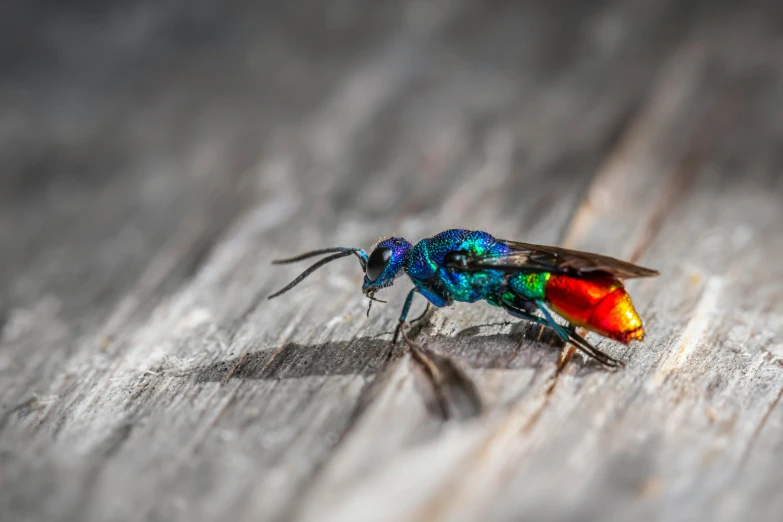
(738, 383), (783, 470)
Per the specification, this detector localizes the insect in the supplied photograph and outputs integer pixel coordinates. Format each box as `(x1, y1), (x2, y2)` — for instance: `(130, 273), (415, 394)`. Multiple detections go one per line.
(268, 229), (658, 370)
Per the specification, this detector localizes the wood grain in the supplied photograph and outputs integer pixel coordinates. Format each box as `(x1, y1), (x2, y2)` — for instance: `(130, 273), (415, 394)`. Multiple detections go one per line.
(1, 1), (782, 521)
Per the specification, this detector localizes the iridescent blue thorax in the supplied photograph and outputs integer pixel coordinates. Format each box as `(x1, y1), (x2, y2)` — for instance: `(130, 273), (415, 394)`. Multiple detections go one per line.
(360, 229), (511, 308)
(406, 229), (511, 307)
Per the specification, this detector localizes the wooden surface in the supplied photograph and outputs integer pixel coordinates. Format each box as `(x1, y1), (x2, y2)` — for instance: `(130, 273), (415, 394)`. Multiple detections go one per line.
(2, 1), (783, 521)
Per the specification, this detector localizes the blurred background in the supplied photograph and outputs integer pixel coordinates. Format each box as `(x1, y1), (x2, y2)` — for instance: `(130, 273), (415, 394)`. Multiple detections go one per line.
(3, 0), (770, 325)
(2, 1), (783, 521)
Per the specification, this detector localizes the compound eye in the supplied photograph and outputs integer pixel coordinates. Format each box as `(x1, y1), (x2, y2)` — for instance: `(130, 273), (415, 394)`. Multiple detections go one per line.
(366, 247), (392, 281)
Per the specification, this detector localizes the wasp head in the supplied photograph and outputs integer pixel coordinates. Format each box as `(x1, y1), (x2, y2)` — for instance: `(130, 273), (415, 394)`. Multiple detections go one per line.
(362, 237), (412, 298)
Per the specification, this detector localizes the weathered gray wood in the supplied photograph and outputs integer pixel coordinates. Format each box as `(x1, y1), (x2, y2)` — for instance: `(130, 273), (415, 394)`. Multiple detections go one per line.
(1, 1), (782, 521)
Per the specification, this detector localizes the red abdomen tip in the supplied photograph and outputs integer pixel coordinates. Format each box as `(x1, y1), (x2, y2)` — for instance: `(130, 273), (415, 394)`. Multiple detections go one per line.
(545, 275), (645, 344)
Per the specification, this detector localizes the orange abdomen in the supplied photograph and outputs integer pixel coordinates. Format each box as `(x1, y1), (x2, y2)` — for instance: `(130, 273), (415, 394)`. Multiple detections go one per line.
(544, 275), (645, 344)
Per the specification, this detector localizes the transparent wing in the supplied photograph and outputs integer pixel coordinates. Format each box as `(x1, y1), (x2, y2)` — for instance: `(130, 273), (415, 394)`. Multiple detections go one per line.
(471, 240), (659, 279)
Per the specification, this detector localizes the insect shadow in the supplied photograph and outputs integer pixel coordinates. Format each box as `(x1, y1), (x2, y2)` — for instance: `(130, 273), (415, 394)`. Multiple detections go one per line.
(192, 323), (573, 382)
(199, 324), (596, 376)
(186, 322), (612, 419)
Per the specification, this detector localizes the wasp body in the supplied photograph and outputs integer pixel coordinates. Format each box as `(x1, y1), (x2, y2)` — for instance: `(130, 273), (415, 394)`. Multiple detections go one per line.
(270, 229), (658, 369)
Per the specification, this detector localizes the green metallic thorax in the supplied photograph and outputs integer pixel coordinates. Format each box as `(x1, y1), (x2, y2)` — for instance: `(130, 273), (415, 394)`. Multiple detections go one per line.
(405, 229), (547, 308)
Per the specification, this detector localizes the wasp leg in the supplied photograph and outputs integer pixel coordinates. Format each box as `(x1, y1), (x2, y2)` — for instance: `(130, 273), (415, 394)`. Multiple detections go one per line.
(535, 302), (624, 370)
(500, 299), (550, 328)
(398, 318), (424, 352)
(410, 302), (432, 325)
(563, 327), (624, 370)
(501, 298), (623, 370)
(393, 288), (420, 344)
